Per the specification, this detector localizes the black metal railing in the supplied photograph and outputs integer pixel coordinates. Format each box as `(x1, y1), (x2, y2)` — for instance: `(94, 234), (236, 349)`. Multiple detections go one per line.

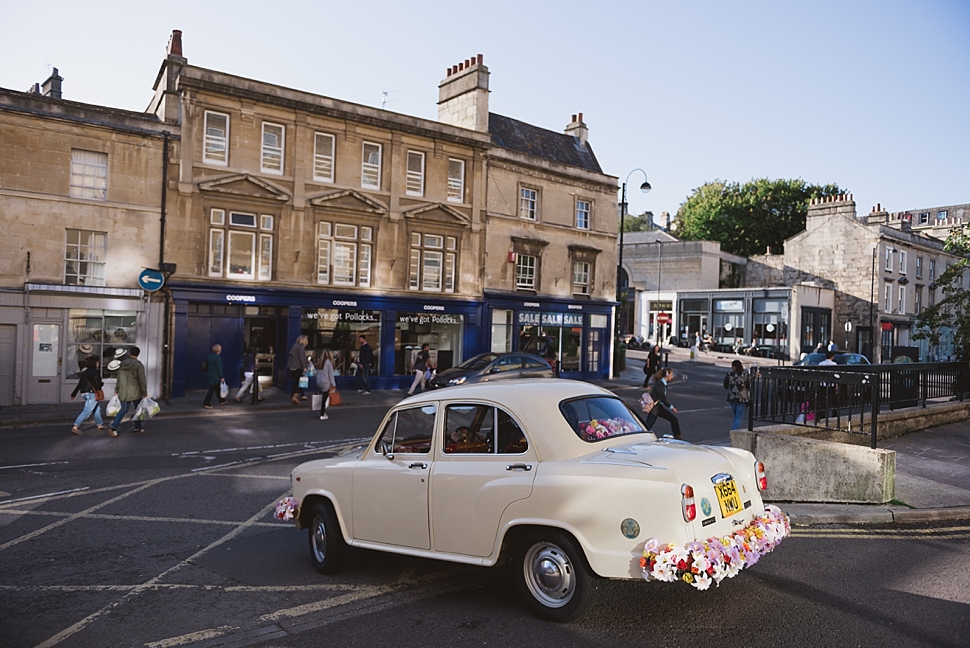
(749, 362), (969, 448)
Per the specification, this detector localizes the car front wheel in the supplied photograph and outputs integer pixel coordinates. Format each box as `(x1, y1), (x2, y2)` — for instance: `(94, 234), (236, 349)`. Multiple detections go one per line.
(513, 530), (596, 622)
(308, 501), (345, 574)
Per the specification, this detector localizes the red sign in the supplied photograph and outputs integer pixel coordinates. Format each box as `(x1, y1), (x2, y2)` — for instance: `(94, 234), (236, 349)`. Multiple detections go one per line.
(656, 312), (671, 325)
(881, 322), (894, 331)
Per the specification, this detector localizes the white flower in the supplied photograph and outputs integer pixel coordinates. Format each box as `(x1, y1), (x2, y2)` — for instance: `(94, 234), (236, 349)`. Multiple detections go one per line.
(691, 572), (713, 590)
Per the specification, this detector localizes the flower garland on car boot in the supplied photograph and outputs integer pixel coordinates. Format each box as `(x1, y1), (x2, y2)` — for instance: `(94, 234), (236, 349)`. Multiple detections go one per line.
(275, 497), (298, 521)
(639, 504), (790, 590)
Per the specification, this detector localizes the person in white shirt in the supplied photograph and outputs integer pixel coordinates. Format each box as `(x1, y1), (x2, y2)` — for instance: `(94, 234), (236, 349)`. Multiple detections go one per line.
(827, 340), (838, 352)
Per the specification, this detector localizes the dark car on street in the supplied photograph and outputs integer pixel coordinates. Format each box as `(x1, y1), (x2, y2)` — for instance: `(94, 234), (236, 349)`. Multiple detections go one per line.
(429, 352), (556, 388)
(794, 352), (871, 366)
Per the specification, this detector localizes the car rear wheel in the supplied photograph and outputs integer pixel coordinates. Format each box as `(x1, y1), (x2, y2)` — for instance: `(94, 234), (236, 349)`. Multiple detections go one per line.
(513, 530), (596, 622)
(308, 501), (345, 574)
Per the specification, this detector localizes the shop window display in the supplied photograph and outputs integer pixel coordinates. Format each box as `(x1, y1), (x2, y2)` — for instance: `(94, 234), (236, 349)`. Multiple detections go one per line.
(302, 308), (380, 379)
(395, 311), (464, 374)
(67, 310), (137, 379)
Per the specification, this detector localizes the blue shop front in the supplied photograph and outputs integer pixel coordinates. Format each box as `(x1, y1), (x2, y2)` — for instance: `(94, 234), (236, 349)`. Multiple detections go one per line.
(483, 291), (614, 381)
(170, 282), (482, 397)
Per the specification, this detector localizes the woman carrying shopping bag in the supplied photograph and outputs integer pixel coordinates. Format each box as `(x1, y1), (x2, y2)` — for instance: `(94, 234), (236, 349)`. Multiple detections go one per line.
(70, 355), (105, 435)
(313, 349), (336, 420)
(723, 359), (752, 431)
(644, 367), (682, 439)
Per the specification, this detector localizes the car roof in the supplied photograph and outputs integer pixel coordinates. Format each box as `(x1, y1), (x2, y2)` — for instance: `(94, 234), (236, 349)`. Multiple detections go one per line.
(398, 379), (626, 461)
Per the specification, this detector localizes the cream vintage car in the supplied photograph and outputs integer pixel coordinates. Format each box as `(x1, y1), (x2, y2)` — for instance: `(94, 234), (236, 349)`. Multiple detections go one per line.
(283, 379), (789, 621)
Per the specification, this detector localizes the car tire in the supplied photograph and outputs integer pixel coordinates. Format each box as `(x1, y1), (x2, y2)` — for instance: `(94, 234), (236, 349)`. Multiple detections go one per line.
(308, 500), (345, 575)
(513, 529), (596, 622)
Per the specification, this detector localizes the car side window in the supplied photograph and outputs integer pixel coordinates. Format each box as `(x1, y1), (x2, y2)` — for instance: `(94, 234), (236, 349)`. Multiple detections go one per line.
(523, 357), (547, 369)
(391, 405), (435, 454)
(492, 357), (514, 372)
(497, 408), (529, 454)
(444, 404), (493, 454)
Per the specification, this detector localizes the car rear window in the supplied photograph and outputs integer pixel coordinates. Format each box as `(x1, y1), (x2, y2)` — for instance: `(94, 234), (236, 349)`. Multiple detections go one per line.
(559, 396), (647, 442)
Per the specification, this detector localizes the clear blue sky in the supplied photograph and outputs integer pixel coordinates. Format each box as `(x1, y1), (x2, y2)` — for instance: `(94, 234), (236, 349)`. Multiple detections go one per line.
(3, 0), (967, 223)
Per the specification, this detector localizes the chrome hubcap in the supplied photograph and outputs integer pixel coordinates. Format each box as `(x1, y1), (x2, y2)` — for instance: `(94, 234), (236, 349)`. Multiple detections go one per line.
(311, 516), (326, 563)
(523, 542), (574, 608)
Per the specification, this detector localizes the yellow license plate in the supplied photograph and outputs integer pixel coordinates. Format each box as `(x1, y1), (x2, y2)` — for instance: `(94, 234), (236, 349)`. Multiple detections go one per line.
(714, 480), (743, 518)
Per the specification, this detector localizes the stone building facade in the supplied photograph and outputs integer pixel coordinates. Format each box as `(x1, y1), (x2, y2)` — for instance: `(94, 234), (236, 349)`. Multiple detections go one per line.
(0, 73), (174, 405)
(149, 33), (618, 395)
(747, 194), (965, 361)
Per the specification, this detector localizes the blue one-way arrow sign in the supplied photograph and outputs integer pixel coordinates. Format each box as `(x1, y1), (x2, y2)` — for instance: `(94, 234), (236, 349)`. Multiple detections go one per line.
(138, 268), (165, 292)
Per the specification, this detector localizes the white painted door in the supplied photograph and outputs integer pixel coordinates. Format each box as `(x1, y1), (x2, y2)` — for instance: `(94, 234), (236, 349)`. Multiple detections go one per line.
(29, 323), (60, 403)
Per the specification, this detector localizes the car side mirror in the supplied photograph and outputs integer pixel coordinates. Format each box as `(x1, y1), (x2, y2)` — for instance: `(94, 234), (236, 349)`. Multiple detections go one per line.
(490, 367), (501, 374)
(380, 442), (394, 460)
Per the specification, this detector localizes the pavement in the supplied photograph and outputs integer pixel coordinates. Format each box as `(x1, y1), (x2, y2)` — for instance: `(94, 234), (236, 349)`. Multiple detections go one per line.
(3, 348), (969, 527)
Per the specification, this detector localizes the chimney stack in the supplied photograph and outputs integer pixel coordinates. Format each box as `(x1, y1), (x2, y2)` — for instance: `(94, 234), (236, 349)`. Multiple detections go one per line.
(167, 29), (183, 56)
(438, 54), (489, 132)
(41, 68), (63, 99)
(564, 112), (588, 145)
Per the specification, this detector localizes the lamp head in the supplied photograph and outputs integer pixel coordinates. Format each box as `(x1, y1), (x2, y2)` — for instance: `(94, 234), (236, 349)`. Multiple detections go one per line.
(639, 181), (652, 194)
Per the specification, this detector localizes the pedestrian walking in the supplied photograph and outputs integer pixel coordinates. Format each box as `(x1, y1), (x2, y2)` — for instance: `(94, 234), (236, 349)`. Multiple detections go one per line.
(70, 355), (104, 435)
(203, 344), (227, 408)
(644, 344), (662, 388)
(356, 335), (373, 394)
(645, 367), (682, 439)
(723, 359), (752, 431)
(109, 346), (147, 437)
(287, 335), (310, 405)
(313, 348), (335, 420)
(827, 339), (838, 352)
(407, 343), (433, 396)
(235, 347), (261, 403)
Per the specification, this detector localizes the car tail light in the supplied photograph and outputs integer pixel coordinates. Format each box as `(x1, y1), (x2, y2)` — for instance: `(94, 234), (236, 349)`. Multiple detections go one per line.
(681, 484), (696, 522)
(755, 461), (767, 491)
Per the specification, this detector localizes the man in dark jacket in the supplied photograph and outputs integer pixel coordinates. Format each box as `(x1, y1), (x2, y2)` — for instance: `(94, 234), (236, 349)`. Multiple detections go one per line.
(356, 335), (373, 394)
(203, 344), (226, 408)
(110, 346), (147, 437)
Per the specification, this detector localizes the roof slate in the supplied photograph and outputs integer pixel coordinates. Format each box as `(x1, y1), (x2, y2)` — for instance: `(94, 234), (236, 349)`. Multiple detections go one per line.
(488, 113), (603, 174)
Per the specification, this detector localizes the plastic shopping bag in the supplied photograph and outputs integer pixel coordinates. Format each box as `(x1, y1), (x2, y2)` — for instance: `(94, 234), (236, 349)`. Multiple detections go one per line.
(298, 375), (309, 389)
(220, 382), (229, 399)
(311, 393), (323, 410)
(106, 394), (122, 418)
(134, 397), (161, 421)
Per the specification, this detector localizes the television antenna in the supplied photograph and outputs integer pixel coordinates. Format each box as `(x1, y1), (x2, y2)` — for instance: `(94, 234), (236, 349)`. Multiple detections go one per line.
(381, 90), (400, 110)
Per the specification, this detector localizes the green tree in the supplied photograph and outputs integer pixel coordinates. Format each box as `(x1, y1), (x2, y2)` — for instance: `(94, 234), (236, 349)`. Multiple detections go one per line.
(621, 211), (657, 233)
(675, 178), (842, 257)
(913, 230), (970, 361)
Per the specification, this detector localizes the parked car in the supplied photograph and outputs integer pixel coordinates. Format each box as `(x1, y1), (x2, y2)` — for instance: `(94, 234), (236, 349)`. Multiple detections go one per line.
(281, 380), (790, 621)
(794, 352), (871, 366)
(428, 352), (555, 388)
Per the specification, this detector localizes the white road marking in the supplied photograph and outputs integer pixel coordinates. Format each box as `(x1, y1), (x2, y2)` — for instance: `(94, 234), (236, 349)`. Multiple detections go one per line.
(0, 461), (70, 470)
(0, 508), (285, 527)
(144, 625), (238, 648)
(0, 487), (88, 504)
(37, 496), (287, 647)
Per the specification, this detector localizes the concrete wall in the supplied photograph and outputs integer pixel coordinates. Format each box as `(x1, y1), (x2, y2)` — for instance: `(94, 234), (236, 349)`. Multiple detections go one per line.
(732, 429), (896, 504)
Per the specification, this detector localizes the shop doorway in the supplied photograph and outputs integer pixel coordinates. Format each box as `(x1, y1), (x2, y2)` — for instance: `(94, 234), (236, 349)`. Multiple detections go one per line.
(244, 316), (279, 387)
(0, 325), (14, 405)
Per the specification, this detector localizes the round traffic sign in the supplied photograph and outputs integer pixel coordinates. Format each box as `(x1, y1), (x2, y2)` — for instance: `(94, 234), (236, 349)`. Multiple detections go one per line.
(138, 268), (165, 292)
(656, 312), (671, 325)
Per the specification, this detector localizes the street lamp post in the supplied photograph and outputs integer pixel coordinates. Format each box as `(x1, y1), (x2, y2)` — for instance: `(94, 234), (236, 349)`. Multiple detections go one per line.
(616, 169), (651, 342)
(656, 238), (663, 346)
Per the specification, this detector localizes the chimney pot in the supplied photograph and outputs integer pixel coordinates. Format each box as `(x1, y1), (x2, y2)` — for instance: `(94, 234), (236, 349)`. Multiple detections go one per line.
(167, 29), (183, 57)
(578, 112), (583, 122)
(459, 61), (464, 71)
(571, 114), (577, 122)
(41, 67), (63, 100)
(477, 54), (483, 65)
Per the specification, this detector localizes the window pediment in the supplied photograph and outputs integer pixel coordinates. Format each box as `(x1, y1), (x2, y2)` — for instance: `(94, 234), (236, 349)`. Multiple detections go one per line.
(309, 189), (388, 215)
(198, 173), (291, 202)
(402, 202), (470, 226)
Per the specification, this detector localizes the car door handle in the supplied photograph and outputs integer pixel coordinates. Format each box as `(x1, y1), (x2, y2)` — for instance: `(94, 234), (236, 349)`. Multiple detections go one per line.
(408, 462), (428, 470)
(506, 464), (532, 471)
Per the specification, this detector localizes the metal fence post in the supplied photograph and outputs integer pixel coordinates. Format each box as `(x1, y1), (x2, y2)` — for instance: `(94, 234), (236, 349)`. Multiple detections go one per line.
(870, 374), (879, 449)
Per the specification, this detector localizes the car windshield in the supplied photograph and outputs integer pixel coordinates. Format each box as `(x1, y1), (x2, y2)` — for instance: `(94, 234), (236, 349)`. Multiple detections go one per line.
(559, 396), (647, 442)
(456, 353), (500, 370)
